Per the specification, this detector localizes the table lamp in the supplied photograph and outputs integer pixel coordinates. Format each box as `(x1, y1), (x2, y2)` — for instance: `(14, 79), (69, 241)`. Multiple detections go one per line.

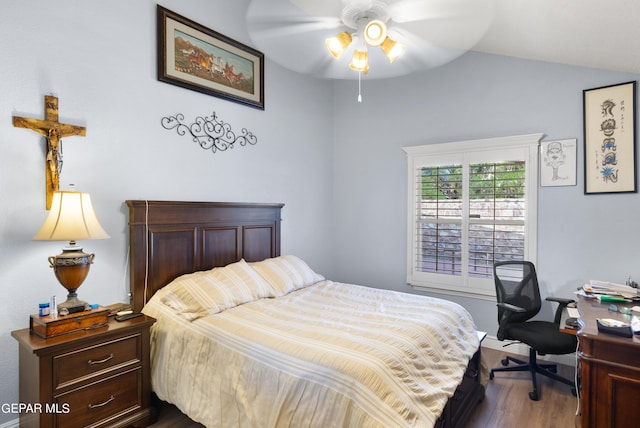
(33, 191), (110, 314)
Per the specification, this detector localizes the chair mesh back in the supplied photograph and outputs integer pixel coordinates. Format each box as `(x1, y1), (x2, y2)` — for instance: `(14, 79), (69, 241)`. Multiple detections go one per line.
(494, 261), (541, 323)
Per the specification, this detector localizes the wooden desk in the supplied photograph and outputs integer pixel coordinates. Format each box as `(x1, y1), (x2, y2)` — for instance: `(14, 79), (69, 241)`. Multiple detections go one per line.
(576, 296), (640, 428)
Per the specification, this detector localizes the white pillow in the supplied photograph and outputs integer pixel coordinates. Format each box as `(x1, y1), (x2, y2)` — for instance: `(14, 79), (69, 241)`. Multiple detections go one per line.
(160, 259), (276, 320)
(250, 255), (324, 296)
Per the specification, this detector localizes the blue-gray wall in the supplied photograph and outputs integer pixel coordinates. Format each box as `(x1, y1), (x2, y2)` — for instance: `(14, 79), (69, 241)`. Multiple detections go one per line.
(2, 1), (640, 423)
(0, 1), (334, 422)
(330, 51), (640, 334)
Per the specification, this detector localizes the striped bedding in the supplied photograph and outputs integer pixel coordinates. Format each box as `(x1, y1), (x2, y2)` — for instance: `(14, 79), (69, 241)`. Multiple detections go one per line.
(142, 269), (479, 427)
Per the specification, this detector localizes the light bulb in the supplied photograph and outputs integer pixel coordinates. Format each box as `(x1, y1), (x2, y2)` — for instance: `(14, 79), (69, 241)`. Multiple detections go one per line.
(363, 19), (387, 46)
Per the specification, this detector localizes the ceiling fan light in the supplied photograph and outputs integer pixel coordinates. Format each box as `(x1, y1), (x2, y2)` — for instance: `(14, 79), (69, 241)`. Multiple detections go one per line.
(349, 50), (369, 74)
(363, 19), (387, 46)
(325, 32), (353, 58)
(380, 36), (405, 63)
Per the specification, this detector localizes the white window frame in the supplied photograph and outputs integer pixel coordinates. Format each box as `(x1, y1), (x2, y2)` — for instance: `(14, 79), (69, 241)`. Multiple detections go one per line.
(403, 134), (541, 300)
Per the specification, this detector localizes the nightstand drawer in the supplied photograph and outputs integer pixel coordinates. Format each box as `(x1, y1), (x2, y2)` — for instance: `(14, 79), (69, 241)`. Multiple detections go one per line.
(13, 315), (156, 427)
(55, 367), (141, 428)
(54, 334), (141, 390)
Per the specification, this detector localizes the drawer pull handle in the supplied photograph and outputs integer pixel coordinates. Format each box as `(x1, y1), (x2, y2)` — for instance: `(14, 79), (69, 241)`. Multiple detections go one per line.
(88, 353), (114, 365)
(88, 395), (114, 409)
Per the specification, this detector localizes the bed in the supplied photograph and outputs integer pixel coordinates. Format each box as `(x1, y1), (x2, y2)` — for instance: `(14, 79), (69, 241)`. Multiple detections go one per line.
(126, 200), (485, 428)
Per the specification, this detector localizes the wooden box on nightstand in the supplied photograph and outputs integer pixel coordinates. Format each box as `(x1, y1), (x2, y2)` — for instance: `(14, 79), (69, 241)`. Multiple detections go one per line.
(11, 314), (156, 428)
(29, 307), (109, 338)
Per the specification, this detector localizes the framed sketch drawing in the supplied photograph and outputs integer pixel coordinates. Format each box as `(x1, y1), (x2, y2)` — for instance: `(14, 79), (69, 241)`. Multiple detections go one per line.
(540, 139), (577, 187)
(157, 5), (265, 110)
(583, 81), (636, 194)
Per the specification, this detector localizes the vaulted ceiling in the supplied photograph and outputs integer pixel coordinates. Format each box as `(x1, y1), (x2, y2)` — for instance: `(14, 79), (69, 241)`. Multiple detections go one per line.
(474, 0), (640, 74)
(246, 0), (640, 79)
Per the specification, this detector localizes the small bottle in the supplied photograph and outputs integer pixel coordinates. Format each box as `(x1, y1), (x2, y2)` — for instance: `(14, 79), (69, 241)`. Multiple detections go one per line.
(39, 303), (50, 317)
(50, 296), (58, 319)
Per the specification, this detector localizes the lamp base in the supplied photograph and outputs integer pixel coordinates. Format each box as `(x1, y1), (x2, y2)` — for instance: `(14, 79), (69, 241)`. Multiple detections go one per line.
(58, 295), (89, 314)
(49, 245), (94, 315)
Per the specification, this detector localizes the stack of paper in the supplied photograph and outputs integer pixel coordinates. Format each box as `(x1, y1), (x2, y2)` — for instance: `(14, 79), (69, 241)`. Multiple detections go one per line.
(584, 280), (639, 299)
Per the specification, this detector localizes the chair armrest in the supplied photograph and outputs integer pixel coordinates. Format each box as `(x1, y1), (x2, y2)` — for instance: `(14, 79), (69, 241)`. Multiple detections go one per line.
(545, 297), (576, 324)
(546, 297), (575, 305)
(496, 302), (526, 340)
(497, 302), (526, 313)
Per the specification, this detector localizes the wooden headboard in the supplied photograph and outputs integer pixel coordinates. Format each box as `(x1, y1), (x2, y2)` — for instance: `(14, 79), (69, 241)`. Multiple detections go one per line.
(126, 200), (284, 312)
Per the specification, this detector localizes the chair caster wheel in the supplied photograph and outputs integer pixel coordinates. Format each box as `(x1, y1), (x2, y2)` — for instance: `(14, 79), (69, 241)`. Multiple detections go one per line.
(501, 358), (509, 366)
(529, 391), (539, 401)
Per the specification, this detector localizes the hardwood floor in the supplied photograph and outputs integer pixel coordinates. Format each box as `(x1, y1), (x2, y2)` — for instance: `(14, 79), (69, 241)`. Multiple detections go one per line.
(148, 347), (579, 428)
(148, 399), (204, 428)
(467, 347), (579, 428)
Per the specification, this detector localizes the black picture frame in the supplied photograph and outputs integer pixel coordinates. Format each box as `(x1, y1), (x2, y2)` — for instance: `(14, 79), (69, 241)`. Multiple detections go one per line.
(157, 5), (265, 110)
(583, 81), (636, 194)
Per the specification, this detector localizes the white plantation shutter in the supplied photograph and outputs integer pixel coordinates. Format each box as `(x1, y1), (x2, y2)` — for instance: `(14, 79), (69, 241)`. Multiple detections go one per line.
(468, 161), (526, 277)
(416, 165), (464, 276)
(404, 134), (540, 298)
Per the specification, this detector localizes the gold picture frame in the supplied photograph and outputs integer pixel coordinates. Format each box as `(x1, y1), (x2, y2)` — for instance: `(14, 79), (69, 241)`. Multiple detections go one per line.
(583, 81), (636, 194)
(157, 5), (264, 110)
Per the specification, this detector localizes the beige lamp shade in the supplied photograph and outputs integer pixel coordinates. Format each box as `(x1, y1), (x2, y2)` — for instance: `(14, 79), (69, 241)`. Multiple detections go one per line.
(34, 191), (109, 313)
(34, 191), (110, 242)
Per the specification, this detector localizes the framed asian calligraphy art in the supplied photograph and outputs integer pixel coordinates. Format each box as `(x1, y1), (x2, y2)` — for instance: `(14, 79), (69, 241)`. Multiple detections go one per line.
(583, 81), (636, 194)
(157, 5), (264, 110)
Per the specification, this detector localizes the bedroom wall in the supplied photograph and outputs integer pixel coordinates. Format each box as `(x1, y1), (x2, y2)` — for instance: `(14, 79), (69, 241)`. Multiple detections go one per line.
(0, 0), (334, 422)
(2, 1), (639, 423)
(330, 51), (640, 336)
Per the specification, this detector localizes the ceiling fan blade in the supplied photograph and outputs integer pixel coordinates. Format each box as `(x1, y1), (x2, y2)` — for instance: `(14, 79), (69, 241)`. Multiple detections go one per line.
(248, 15), (343, 40)
(389, 0), (494, 24)
(288, 0), (346, 18)
(247, 0), (350, 77)
(387, 0), (493, 52)
(389, 26), (470, 69)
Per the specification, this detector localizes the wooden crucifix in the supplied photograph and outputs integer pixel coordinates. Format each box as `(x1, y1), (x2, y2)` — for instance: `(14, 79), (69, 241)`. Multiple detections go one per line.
(13, 95), (86, 209)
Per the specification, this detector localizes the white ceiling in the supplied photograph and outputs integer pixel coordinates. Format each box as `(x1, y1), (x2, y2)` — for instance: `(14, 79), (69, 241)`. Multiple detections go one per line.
(246, 0), (640, 79)
(474, 0), (640, 74)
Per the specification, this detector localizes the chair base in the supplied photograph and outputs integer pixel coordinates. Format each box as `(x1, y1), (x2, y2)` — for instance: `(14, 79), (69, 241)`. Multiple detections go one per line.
(489, 348), (575, 401)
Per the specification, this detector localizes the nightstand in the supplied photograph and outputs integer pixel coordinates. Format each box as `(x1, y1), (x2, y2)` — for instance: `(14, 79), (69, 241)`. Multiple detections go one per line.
(11, 314), (156, 428)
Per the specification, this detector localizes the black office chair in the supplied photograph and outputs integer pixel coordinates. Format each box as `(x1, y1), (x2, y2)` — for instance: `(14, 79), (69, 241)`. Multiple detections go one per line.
(489, 261), (577, 400)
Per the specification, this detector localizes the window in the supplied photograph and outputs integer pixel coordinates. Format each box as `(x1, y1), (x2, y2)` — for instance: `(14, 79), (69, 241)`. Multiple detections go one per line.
(403, 134), (541, 298)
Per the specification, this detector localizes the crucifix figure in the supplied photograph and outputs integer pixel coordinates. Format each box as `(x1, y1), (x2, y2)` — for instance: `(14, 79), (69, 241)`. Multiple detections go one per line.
(13, 95), (86, 209)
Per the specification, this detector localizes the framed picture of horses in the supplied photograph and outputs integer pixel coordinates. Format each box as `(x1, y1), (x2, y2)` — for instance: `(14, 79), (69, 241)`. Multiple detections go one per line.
(157, 5), (265, 110)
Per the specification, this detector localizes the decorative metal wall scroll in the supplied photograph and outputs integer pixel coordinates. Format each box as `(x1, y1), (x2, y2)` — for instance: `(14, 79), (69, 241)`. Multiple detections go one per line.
(161, 112), (257, 154)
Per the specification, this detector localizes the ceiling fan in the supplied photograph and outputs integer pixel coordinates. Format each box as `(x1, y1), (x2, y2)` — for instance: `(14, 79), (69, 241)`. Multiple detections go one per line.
(246, 0), (494, 81)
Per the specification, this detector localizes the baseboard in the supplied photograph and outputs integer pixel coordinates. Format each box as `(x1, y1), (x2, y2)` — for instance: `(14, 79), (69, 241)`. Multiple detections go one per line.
(482, 334), (578, 368)
(0, 418), (19, 428)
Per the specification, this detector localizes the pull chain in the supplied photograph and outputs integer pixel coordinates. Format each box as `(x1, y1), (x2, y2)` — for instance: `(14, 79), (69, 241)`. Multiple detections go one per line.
(357, 72), (362, 103)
